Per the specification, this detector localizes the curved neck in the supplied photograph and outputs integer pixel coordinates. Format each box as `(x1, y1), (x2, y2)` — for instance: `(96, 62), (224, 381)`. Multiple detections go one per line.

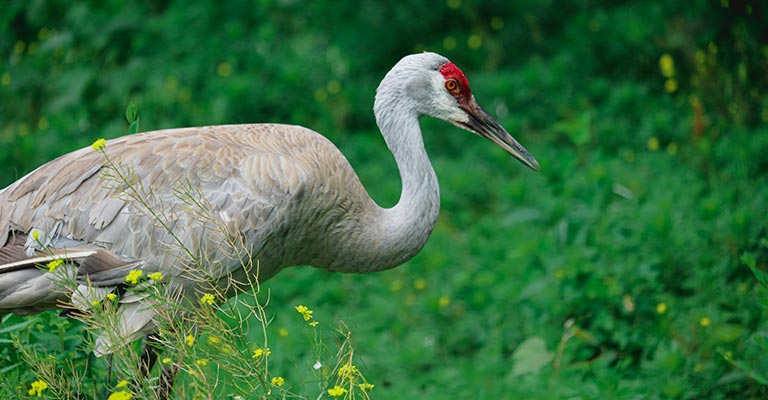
(366, 98), (440, 270)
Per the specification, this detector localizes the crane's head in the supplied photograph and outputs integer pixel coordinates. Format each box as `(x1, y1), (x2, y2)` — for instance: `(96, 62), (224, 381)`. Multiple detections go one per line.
(376, 52), (539, 171)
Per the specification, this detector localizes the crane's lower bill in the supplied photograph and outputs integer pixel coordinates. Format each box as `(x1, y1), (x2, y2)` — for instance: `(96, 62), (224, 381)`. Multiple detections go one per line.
(458, 102), (540, 171)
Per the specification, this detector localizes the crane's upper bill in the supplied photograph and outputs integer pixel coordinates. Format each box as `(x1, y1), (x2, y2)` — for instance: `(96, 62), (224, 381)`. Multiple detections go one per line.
(455, 98), (540, 171)
(437, 60), (539, 171)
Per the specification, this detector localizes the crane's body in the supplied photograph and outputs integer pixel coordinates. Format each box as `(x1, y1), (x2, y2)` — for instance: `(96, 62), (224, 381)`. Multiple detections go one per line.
(0, 53), (538, 356)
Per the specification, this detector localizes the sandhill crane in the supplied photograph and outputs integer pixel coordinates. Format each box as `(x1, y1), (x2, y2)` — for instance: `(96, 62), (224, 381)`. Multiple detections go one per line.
(0, 52), (538, 391)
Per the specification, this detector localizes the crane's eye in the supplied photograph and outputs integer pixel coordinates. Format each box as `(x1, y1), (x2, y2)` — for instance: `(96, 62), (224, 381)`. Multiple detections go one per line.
(445, 79), (459, 92)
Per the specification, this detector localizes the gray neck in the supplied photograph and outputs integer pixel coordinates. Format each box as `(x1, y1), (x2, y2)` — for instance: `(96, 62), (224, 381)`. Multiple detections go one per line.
(365, 95), (440, 270)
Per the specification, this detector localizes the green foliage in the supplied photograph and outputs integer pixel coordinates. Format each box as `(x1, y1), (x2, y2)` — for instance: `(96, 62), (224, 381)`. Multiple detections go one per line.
(1, 0), (767, 399)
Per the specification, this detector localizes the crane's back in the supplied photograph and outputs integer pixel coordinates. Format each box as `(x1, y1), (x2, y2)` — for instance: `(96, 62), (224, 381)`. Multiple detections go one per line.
(0, 124), (377, 314)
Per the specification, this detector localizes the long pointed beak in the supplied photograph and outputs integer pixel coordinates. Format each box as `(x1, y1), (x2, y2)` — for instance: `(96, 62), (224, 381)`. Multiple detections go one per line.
(457, 98), (540, 171)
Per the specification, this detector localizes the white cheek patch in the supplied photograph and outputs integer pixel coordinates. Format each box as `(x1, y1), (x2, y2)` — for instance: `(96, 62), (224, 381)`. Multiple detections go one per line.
(425, 73), (469, 123)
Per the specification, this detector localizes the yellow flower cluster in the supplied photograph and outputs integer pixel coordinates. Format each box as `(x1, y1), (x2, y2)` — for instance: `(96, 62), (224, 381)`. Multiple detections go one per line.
(195, 359), (208, 366)
(295, 305), (313, 320)
(334, 363), (374, 393)
(47, 259), (63, 273)
(91, 138), (107, 152)
(147, 272), (164, 282)
(107, 293), (117, 301)
(116, 380), (129, 388)
(185, 334), (195, 347)
(252, 347), (271, 359)
(107, 390), (133, 400)
(338, 364), (359, 379)
(271, 376), (285, 387)
(125, 269), (143, 285)
(658, 53), (678, 93)
(295, 304), (318, 326)
(28, 379), (47, 396)
(327, 385), (347, 397)
(199, 293), (216, 305)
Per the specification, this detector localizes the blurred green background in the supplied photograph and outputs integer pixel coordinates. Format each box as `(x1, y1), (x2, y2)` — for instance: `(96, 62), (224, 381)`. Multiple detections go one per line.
(2, 0), (768, 398)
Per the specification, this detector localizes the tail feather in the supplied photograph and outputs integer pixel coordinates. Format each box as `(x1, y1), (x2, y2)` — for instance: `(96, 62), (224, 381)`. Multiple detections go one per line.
(0, 229), (159, 355)
(0, 266), (76, 315)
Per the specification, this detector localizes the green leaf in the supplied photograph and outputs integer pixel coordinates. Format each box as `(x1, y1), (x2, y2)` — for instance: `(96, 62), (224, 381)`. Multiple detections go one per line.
(510, 336), (554, 377)
(741, 252), (756, 270)
(713, 324), (745, 343)
(129, 117), (140, 134)
(0, 362), (21, 374)
(753, 334), (768, 350)
(125, 100), (138, 123)
(553, 113), (592, 146)
(0, 319), (34, 334)
(742, 252), (767, 287)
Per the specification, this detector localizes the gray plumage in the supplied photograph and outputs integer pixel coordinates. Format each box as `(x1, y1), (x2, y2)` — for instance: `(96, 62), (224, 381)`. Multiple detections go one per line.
(0, 52), (538, 354)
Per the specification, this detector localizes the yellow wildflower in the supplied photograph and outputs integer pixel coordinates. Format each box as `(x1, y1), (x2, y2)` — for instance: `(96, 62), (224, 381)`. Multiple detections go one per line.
(162, 357), (172, 364)
(271, 376), (285, 387)
(659, 54), (675, 78)
(438, 295), (451, 308)
(47, 259), (63, 273)
(31, 230), (40, 240)
(252, 347), (271, 359)
(199, 293), (215, 305)
(667, 142), (679, 156)
(295, 305), (313, 321)
(107, 390), (133, 400)
(92, 138), (107, 152)
(195, 359), (208, 366)
(327, 386), (347, 397)
(647, 137), (660, 151)
(664, 79), (678, 93)
(700, 317), (711, 327)
(91, 300), (100, 306)
(309, 321), (319, 327)
(125, 269), (143, 284)
(148, 272), (163, 282)
(208, 335), (221, 344)
(28, 379), (48, 396)
(185, 334), (195, 347)
(107, 293), (117, 301)
(217, 62), (232, 77)
(656, 302), (667, 314)
(359, 382), (374, 391)
(338, 364), (359, 379)
(116, 380), (129, 388)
